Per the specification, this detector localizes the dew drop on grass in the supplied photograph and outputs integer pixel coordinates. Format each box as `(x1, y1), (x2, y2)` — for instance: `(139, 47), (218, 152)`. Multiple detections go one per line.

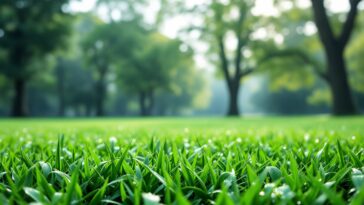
(259, 191), (265, 196)
(142, 192), (161, 203)
(352, 136), (356, 140)
(109, 137), (117, 144)
(315, 139), (320, 143)
(304, 133), (310, 141)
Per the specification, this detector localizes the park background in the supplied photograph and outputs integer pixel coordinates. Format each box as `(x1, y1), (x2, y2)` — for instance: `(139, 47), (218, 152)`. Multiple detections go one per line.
(1, 0), (364, 117)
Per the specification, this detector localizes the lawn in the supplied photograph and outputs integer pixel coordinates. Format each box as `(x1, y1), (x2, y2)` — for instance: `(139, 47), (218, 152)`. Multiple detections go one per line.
(0, 117), (364, 204)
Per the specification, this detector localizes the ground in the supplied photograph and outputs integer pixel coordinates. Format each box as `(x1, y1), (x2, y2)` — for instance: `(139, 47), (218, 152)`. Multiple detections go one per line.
(0, 117), (363, 204)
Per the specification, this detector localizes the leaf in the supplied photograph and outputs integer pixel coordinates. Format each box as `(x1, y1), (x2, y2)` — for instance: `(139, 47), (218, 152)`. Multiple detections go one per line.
(182, 186), (211, 200)
(351, 183), (364, 205)
(215, 188), (234, 205)
(39, 161), (52, 177)
(56, 134), (64, 170)
(0, 194), (9, 205)
(101, 199), (122, 205)
(51, 192), (63, 205)
(89, 179), (109, 205)
(336, 140), (345, 168)
(24, 187), (50, 203)
(311, 177), (346, 205)
(352, 168), (364, 190)
(265, 166), (282, 182)
(134, 159), (169, 190)
(36, 169), (55, 200)
(175, 190), (191, 205)
(63, 169), (80, 205)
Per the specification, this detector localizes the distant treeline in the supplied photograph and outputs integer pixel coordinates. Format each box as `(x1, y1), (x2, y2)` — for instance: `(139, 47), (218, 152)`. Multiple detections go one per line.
(0, 0), (363, 117)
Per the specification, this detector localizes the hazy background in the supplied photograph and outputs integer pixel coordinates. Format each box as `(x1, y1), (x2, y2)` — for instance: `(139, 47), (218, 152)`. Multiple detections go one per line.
(0, 0), (363, 117)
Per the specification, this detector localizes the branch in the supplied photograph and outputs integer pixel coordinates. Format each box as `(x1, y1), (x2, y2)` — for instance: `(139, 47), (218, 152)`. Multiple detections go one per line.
(234, 7), (245, 81)
(339, 0), (362, 47)
(255, 48), (330, 82)
(310, 0), (336, 49)
(235, 3), (252, 81)
(239, 67), (254, 78)
(217, 35), (232, 87)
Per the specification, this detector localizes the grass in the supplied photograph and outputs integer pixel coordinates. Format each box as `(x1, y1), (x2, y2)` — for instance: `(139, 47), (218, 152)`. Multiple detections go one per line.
(0, 116), (364, 204)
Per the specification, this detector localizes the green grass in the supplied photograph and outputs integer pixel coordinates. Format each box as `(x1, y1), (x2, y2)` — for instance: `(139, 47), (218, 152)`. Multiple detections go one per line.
(0, 117), (364, 204)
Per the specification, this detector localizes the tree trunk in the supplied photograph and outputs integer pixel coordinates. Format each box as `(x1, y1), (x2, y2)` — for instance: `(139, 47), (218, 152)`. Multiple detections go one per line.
(227, 81), (240, 116)
(310, 0), (359, 115)
(58, 93), (65, 116)
(327, 50), (356, 115)
(95, 80), (106, 116)
(139, 91), (148, 116)
(146, 91), (154, 116)
(57, 65), (65, 117)
(11, 78), (27, 117)
(85, 104), (92, 117)
(139, 91), (154, 116)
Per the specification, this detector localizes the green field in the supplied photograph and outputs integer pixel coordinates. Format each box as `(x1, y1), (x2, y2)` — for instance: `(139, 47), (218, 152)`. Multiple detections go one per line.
(0, 117), (364, 204)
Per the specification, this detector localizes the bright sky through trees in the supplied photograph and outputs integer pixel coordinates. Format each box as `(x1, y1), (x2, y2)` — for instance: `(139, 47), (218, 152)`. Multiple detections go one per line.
(70, 0), (353, 37)
(68, 0), (359, 72)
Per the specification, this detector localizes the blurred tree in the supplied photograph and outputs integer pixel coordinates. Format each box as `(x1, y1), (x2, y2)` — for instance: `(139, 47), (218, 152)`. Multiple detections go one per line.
(0, 75), (11, 116)
(250, 75), (330, 115)
(347, 29), (364, 94)
(119, 33), (200, 116)
(0, 0), (72, 117)
(309, 0), (362, 115)
(261, 1), (364, 115)
(259, 1), (324, 92)
(206, 0), (255, 116)
(153, 55), (210, 116)
(82, 21), (144, 116)
(26, 72), (58, 117)
(55, 58), (95, 117)
(53, 13), (101, 117)
(165, 0), (284, 116)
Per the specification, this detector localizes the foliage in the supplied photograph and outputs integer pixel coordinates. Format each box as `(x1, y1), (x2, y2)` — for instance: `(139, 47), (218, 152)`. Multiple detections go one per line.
(0, 0), (72, 79)
(347, 33), (364, 93)
(0, 117), (364, 204)
(154, 68), (210, 115)
(82, 20), (144, 78)
(118, 33), (175, 94)
(55, 58), (95, 114)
